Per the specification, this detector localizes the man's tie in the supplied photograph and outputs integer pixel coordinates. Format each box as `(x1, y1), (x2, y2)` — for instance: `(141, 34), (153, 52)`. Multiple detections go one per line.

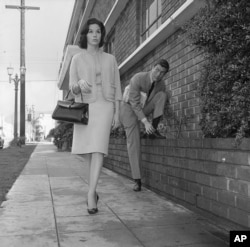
(147, 81), (155, 98)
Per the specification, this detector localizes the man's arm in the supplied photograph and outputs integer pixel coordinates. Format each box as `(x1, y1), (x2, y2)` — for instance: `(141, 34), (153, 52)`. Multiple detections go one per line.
(129, 74), (154, 134)
(129, 75), (146, 120)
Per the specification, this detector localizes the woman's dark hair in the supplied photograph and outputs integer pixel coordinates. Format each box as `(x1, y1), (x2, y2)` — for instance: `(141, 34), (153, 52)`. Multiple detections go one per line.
(79, 18), (106, 48)
(155, 59), (170, 73)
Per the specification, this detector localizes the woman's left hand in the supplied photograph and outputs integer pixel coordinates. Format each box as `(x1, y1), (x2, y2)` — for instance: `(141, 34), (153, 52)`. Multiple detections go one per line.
(112, 113), (120, 130)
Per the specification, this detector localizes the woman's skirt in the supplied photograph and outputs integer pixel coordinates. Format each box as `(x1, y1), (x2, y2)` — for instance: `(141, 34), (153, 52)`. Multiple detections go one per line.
(71, 86), (114, 156)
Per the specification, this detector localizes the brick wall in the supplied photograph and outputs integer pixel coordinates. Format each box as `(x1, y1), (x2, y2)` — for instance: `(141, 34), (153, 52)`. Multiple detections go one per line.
(104, 138), (250, 229)
(114, 0), (140, 65)
(119, 28), (204, 138)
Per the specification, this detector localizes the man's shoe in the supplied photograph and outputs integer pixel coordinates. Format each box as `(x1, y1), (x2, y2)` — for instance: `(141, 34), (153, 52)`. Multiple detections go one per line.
(133, 179), (141, 192)
(149, 130), (165, 139)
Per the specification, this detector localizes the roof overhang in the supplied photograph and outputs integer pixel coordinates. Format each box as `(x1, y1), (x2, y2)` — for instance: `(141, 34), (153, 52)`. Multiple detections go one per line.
(118, 0), (205, 75)
(57, 45), (83, 90)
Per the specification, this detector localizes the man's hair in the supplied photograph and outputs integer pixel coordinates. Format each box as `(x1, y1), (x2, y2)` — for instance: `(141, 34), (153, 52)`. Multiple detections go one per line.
(155, 59), (170, 73)
(78, 18), (106, 49)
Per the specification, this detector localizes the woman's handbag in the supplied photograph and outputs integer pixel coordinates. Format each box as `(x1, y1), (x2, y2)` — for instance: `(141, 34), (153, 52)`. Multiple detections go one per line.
(52, 91), (88, 124)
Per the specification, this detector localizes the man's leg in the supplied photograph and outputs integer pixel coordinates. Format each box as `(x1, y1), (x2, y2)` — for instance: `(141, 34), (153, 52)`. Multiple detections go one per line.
(124, 121), (141, 179)
(120, 102), (142, 191)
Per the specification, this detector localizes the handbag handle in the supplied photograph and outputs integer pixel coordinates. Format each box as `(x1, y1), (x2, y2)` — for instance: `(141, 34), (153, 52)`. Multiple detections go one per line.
(64, 90), (71, 100)
(65, 88), (84, 102)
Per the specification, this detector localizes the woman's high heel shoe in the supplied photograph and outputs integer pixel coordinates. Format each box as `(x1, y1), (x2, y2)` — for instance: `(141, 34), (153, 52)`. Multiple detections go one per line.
(87, 192), (99, 215)
(87, 207), (98, 215)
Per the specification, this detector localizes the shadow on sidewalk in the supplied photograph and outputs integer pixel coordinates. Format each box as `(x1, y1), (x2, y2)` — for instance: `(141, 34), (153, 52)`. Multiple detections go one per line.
(0, 143), (37, 205)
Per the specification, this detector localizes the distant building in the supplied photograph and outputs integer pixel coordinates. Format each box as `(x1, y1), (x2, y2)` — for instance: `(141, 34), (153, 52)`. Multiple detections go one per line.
(58, 0), (205, 138)
(33, 113), (55, 141)
(0, 115), (13, 139)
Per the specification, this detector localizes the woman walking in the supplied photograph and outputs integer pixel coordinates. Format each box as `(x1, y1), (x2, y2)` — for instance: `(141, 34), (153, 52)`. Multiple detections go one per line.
(69, 18), (122, 214)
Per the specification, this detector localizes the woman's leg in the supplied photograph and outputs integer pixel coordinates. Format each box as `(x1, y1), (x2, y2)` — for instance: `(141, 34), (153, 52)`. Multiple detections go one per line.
(84, 153), (92, 184)
(87, 152), (104, 208)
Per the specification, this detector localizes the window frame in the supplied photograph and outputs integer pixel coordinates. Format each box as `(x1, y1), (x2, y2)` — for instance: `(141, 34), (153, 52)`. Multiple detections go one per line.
(140, 0), (162, 43)
(105, 28), (116, 55)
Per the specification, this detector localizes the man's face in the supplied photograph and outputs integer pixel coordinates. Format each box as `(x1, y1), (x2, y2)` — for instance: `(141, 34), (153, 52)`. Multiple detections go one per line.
(151, 64), (167, 82)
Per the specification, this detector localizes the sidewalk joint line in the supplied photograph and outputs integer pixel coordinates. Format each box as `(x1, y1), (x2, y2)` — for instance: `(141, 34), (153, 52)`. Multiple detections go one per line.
(104, 202), (146, 247)
(44, 156), (61, 247)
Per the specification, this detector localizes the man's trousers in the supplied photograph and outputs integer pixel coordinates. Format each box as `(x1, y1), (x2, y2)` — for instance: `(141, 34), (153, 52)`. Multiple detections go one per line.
(120, 92), (166, 179)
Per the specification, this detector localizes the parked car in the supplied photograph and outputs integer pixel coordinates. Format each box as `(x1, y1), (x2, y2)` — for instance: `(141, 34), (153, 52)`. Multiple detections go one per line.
(0, 135), (4, 149)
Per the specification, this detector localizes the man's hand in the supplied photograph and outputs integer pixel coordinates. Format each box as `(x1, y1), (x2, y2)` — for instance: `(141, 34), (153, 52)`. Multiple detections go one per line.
(142, 119), (155, 134)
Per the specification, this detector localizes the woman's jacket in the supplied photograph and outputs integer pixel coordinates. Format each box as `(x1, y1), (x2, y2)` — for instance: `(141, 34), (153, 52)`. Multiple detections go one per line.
(69, 49), (122, 103)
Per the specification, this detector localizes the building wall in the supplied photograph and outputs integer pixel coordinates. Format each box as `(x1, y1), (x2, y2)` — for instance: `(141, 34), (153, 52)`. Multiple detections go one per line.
(104, 138), (250, 229)
(114, 1), (140, 65)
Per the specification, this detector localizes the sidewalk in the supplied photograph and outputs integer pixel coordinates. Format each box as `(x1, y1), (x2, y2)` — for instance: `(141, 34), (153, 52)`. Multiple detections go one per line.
(0, 143), (229, 247)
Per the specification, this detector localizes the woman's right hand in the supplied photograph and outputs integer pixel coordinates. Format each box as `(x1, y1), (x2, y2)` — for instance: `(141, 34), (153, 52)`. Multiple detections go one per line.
(78, 79), (92, 93)
(71, 83), (81, 95)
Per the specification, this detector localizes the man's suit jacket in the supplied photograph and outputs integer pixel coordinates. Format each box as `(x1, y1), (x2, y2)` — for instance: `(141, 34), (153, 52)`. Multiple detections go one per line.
(128, 71), (166, 121)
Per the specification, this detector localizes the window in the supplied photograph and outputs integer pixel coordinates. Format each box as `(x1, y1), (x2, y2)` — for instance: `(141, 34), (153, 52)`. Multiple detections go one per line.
(141, 0), (162, 43)
(105, 30), (115, 55)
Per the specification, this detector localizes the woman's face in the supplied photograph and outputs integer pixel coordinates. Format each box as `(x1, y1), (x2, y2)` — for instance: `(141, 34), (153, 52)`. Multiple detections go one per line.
(87, 24), (101, 47)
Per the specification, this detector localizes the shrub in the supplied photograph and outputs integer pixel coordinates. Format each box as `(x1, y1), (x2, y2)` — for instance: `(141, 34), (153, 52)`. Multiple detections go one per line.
(49, 122), (73, 149)
(185, 0), (250, 143)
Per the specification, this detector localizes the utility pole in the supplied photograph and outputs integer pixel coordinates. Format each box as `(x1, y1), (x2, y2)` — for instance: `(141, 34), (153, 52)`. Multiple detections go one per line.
(7, 71), (20, 139)
(6, 0), (40, 143)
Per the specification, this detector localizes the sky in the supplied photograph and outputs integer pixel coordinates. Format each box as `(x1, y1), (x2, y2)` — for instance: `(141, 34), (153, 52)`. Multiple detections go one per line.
(0, 0), (75, 124)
